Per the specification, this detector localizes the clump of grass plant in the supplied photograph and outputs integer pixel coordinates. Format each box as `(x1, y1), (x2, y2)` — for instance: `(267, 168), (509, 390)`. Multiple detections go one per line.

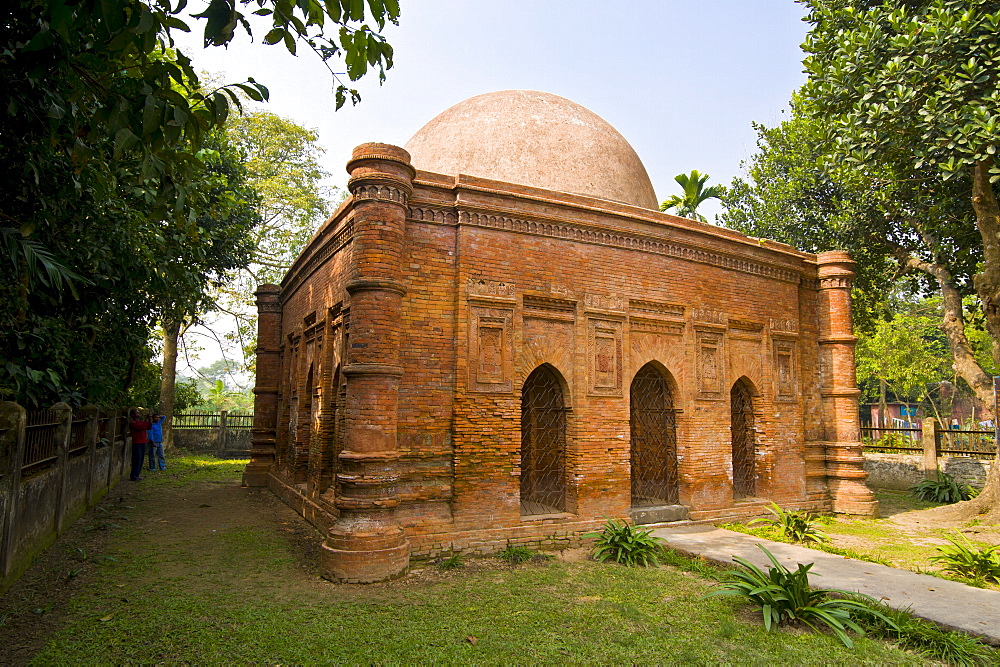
(586, 519), (664, 567)
(748, 503), (828, 543)
(929, 533), (1000, 584)
(434, 553), (464, 570)
(706, 545), (895, 648)
(496, 543), (537, 565)
(851, 597), (996, 665)
(909, 473), (977, 504)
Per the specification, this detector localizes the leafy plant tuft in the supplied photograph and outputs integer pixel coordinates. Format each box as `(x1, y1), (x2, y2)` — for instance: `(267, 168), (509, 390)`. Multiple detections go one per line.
(586, 519), (664, 567)
(435, 553), (464, 570)
(706, 545), (894, 648)
(496, 543), (537, 565)
(929, 533), (1000, 584)
(909, 473), (976, 504)
(748, 503), (828, 543)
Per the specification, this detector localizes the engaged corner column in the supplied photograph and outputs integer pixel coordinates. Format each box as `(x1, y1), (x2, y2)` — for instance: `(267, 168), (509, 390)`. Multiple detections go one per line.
(321, 142), (413, 583)
(243, 283), (282, 487)
(817, 251), (878, 516)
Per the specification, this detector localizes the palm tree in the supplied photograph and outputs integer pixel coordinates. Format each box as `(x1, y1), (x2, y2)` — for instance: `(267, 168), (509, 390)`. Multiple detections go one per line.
(659, 170), (725, 223)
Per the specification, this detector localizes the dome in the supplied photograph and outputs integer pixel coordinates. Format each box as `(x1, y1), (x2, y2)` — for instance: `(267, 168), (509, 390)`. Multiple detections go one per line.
(404, 90), (658, 209)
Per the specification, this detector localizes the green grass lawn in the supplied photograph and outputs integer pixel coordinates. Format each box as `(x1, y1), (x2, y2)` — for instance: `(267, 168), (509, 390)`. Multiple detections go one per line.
(1, 455), (933, 664)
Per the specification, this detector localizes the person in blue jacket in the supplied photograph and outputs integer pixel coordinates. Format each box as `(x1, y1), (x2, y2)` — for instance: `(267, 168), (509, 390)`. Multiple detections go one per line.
(147, 413), (166, 471)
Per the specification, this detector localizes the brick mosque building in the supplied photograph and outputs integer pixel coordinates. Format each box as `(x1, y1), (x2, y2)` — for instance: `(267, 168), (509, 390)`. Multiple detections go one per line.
(243, 90), (875, 583)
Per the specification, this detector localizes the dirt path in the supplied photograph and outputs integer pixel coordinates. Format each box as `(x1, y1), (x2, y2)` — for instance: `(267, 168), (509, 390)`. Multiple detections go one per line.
(0, 464), (326, 663)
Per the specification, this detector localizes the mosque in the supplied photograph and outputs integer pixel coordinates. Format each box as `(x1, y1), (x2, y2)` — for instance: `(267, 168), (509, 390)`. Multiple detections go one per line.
(243, 90), (875, 583)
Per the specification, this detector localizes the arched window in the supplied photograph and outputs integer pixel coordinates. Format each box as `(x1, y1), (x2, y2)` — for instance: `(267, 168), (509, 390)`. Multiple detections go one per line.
(630, 363), (678, 506)
(730, 378), (757, 499)
(520, 365), (567, 514)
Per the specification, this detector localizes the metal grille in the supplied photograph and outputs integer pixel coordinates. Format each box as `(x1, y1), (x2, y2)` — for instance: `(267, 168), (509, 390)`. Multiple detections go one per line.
(731, 380), (756, 498)
(630, 365), (678, 506)
(23, 409), (61, 473)
(520, 366), (567, 514)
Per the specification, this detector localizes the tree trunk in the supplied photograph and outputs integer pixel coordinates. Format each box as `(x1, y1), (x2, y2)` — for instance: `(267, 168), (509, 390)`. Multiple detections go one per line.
(940, 161), (1000, 521)
(971, 160), (1000, 367)
(159, 317), (180, 452)
(904, 255), (995, 417)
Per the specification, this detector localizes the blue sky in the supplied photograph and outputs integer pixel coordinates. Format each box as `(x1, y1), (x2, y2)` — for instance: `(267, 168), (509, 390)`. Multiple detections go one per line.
(176, 1), (810, 220)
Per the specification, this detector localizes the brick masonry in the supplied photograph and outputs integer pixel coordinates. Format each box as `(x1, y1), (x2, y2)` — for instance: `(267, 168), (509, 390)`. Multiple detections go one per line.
(244, 144), (876, 583)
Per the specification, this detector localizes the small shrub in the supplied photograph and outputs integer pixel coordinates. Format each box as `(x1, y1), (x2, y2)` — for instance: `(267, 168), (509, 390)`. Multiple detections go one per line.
(748, 503), (828, 543)
(586, 518), (664, 567)
(496, 543), (536, 565)
(706, 545), (894, 648)
(929, 533), (1000, 584)
(435, 553), (464, 570)
(910, 473), (976, 504)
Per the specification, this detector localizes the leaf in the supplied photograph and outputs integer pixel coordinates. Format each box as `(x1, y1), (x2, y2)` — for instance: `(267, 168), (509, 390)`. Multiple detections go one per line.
(466, 635), (478, 645)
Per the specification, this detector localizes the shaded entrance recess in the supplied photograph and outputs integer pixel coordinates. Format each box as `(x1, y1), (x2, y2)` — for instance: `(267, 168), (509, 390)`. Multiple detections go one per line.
(630, 364), (679, 507)
(520, 365), (567, 515)
(730, 378), (756, 498)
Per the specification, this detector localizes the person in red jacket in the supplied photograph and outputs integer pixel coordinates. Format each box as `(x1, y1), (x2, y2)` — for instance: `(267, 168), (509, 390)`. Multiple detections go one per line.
(128, 408), (152, 482)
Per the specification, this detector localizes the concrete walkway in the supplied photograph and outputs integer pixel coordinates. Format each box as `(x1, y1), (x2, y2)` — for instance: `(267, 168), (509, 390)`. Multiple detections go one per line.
(651, 525), (1000, 646)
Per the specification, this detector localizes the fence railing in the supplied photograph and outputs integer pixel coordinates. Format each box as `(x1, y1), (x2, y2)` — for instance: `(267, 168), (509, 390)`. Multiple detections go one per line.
(173, 410), (252, 457)
(862, 420), (997, 459)
(2, 402), (131, 592)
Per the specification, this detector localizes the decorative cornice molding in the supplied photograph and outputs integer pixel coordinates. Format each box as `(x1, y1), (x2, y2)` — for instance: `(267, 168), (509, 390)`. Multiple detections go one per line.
(345, 279), (407, 297)
(468, 278), (516, 299)
(352, 183), (409, 206)
(819, 276), (852, 290)
(282, 220), (355, 299)
(429, 208), (803, 283)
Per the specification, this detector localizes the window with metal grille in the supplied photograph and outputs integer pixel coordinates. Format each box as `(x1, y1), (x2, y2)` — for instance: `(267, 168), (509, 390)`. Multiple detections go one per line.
(731, 378), (756, 499)
(630, 364), (678, 506)
(520, 365), (567, 514)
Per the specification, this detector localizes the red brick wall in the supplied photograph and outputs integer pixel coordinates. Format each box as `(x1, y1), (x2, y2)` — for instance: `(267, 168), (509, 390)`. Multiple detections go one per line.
(249, 150), (874, 574)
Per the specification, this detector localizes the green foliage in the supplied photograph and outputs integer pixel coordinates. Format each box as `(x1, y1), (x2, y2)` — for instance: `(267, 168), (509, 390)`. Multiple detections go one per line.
(747, 504), (829, 544)
(929, 533), (1000, 584)
(856, 302), (951, 403)
(496, 543), (538, 565)
(209, 110), (338, 368)
(801, 0), (1000, 184)
(659, 170), (724, 223)
(586, 519), (664, 567)
(707, 546), (894, 648)
(1, 0), (398, 406)
(173, 378), (202, 413)
(910, 473), (977, 504)
(852, 597), (996, 665)
(434, 553), (464, 570)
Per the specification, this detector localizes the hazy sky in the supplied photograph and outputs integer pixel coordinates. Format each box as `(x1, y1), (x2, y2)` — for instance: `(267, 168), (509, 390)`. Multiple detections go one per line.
(175, 1), (811, 374)
(176, 1), (810, 220)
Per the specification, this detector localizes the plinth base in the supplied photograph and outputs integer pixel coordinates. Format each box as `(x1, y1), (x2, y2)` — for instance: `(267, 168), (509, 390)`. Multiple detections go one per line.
(242, 462), (272, 487)
(320, 541), (410, 583)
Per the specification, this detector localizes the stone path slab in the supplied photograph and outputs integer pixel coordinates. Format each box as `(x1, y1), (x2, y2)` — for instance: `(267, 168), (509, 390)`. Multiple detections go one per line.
(651, 525), (1000, 646)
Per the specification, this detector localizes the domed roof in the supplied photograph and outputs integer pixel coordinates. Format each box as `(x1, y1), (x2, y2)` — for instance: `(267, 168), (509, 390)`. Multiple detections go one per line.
(404, 90), (658, 209)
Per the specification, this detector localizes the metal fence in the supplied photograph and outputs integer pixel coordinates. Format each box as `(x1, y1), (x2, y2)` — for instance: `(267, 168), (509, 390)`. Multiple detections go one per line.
(173, 410), (252, 457)
(862, 421), (997, 458)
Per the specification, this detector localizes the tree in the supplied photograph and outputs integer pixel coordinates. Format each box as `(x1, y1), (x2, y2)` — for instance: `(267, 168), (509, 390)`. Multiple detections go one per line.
(1, 0), (399, 406)
(720, 102), (995, 412)
(659, 170), (725, 222)
(799, 0), (1000, 521)
(210, 110), (338, 365)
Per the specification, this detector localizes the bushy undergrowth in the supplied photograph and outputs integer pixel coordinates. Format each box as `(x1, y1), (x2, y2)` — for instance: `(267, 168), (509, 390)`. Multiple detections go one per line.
(748, 503), (829, 543)
(586, 519), (664, 567)
(910, 473), (977, 504)
(706, 546), (893, 648)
